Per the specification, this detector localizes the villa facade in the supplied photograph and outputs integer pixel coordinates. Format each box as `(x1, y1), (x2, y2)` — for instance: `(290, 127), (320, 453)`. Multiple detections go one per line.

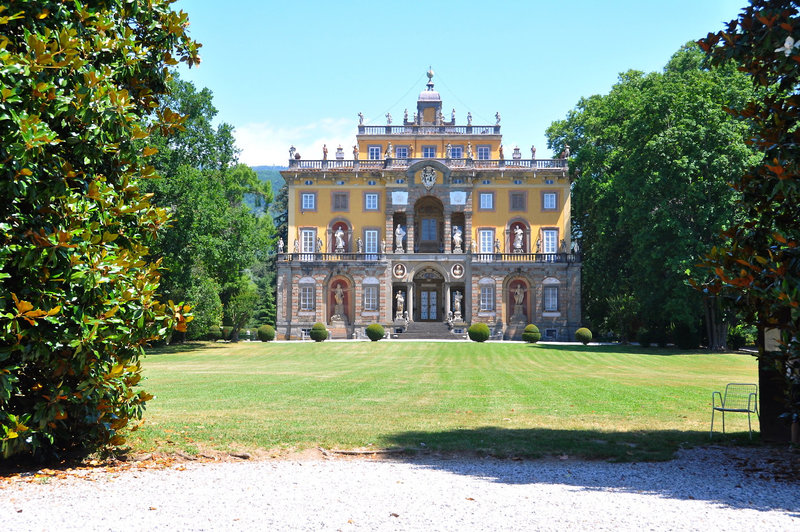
(276, 71), (581, 340)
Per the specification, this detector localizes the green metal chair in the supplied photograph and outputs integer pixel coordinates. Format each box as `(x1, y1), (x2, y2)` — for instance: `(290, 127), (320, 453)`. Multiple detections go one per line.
(710, 383), (759, 439)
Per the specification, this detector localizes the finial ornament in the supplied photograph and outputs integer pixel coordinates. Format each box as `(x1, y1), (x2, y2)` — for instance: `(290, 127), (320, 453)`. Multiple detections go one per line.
(427, 67), (434, 81)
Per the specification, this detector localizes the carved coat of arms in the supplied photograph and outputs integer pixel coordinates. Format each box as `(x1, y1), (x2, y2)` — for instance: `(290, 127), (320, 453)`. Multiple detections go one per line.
(421, 166), (436, 190)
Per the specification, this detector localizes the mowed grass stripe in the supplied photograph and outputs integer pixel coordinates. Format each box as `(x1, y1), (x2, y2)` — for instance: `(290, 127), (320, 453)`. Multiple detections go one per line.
(130, 341), (758, 460)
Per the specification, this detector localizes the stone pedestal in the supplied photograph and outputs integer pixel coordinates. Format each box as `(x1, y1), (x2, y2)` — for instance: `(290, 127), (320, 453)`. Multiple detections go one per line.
(510, 304), (526, 324)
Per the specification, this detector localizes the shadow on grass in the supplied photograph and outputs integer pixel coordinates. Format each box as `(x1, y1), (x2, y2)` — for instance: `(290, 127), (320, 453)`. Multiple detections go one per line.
(530, 343), (722, 356)
(381, 426), (797, 514)
(144, 341), (230, 356)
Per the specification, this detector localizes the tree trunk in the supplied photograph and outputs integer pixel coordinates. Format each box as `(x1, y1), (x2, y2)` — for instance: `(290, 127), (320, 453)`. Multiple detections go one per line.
(758, 327), (791, 442)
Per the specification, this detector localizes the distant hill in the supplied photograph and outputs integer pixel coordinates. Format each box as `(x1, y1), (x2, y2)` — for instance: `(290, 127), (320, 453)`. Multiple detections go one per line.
(246, 165), (286, 218)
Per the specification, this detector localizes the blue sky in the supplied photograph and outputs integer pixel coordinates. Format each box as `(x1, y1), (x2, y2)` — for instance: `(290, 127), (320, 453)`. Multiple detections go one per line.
(173, 0), (746, 166)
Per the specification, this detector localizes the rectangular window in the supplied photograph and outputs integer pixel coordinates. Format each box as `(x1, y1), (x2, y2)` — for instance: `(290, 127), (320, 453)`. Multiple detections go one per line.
(451, 146), (463, 158)
(544, 286), (558, 312)
(301, 229), (316, 259)
(301, 192), (316, 211)
(332, 192), (349, 211)
(479, 229), (494, 254)
(300, 285), (315, 310)
(363, 286), (378, 311)
(477, 146), (490, 160)
(364, 193), (379, 211)
(395, 146), (408, 158)
(368, 145), (381, 160)
(543, 192), (557, 211)
(421, 218), (437, 241)
(510, 191), (526, 212)
(479, 192), (494, 211)
(422, 146), (436, 158)
(480, 286), (495, 311)
(364, 229), (379, 259)
(542, 229), (558, 254)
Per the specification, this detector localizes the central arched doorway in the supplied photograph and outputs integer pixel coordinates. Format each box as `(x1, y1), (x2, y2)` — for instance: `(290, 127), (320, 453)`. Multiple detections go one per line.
(414, 196), (444, 253)
(413, 266), (444, 321)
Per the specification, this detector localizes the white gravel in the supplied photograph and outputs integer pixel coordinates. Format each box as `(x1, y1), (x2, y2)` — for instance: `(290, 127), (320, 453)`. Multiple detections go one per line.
(2, 447), (798, 531)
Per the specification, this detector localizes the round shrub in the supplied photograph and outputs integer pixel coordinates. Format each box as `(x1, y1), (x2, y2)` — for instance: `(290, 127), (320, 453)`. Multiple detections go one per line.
(575, 327), (592, 345)
(468, 322), (491, 342)
(257, 324), (276, 342)
(208, 325), (222, 341)
(522, 324), (541, 343)
(365, 323), (385, 341)
(309, 322), (328, 342)
(221, 326), (233, 340)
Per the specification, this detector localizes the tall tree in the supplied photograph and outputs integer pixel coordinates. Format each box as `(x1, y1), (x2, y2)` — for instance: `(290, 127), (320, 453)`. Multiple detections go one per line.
(698, 0), (800, 442)
(547, 44), (759, 343)
(0, 0), (197, 459)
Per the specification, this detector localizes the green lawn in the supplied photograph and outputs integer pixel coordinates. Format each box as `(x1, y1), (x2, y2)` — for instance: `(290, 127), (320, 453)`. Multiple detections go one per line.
(129, 341), (759, 461)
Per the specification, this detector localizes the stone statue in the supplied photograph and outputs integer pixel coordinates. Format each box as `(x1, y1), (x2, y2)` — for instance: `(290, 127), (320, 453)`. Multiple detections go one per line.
(334, 227), (346, 251)
(334, 285), (344, 306)
(514, 285), (524, 305)
(381, 239), (387, 253)
(395, 291), (405, 320)
(452, 226), (463, 252)
(451, 108), (456, 122)
(404, 108), (408, 122)
(453, 290), (463, 315)
(499, 144), (504, 160)
(293, 239), (299, 253)
(560, 238), (567, 253)
(531, 145), (537, 159)
(437, 110), (444, 125)
(495, 112), (501, 125)
(495, 238), (501, 253)
(467, 112), (472, 125)
(408, 145), (414, 158)
(322, 144), (328, 160)
(385, 142), (393, 159)
(513, 226), (524, 251)
(395, 224), (406, 253)
(278, 237), (284, 254)
(353, 145), (359, 160)
(562, 144), (571, 159)
(467, 142), (473, 159)
(317, 237), (324, 253)
(413, 112), (418, 124)
(357, 237), (363, 253)
(536, 238), (541, 253)
(358, 112), (364, 125)
(289, 146), (296, 159)
(446, 143), (452, 158)
(386, 112), (392, 124)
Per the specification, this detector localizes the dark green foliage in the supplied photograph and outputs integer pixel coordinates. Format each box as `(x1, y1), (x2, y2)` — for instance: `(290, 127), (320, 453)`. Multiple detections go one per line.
(522, 324), (541, 343)
(637, 328), (652, 348)
(546, 44), (758, 339)
(185, 274), (223, 340)
(221, 327), (233, 341)
(673, 323), (700, 350)
(727, 323), (756, 351)
(0, 0), (198, 459)
(468, 323), (491, 342)
(258, 325), (276, 342)
(575, 328), (593, 345)
(208, 326), (223, 341)
(310, 322), (328, 342)
(365, 324), (385, 341)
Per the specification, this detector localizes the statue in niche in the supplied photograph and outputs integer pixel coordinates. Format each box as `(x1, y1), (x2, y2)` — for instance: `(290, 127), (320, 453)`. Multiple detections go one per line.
(358, 112), (364, 125)
(334, 285), (344, 306)
(395, 224), (406, 253)
(453, 291), (463, 318)
(332, 284), (346, 323)
(278, 237), (284, 254)
(513, 226), (524, 251)
(395, 291), (405, 320)
(357, 237), (363, 253)
(334, 227), (346, 252)
(452, 226), (463, 252)
(514, 285), (524, 305)
(511, 284), (526, 322)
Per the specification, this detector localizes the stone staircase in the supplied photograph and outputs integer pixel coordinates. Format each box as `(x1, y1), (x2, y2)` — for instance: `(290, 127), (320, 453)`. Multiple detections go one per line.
(395, 321), (466, 340)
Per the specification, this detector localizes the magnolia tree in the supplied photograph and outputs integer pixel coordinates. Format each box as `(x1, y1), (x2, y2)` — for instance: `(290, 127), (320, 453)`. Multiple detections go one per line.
(698, 0), (800, 442)
(0, 1), (198, 458)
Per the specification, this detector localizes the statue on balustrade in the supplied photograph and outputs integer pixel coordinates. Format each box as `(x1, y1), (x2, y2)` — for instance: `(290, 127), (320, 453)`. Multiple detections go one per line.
(353, 145), (359, 160)
(499, 145), (504, 160)
(495, 238), (501, 253)
(451, 108), (456, 122)
(467, 112), (472, 125)
(322, 144), (328, 160)
(385, 142), (393, 159)
(358, 112), (364, 125)
(357, 238), (363, 253)
(446, 143), (452, 158)
(495, 112), (501, 125)
(386, 112), (392, 124)
(317, 237), (324, 253)
(531, 145), (537, 159)
(278, 237), (284, 254)
(293, 239), (299, 253)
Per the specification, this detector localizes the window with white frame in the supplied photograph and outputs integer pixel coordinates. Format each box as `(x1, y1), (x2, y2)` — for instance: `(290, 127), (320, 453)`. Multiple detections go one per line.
(477, 146), (490, 160)
(480, 285), (495, 311)
(368, 145), (381, 160)
(395, 146), (408, 158)
(479, 192), (494, 210)
(301, 193), (316, 211)
(364, 229), (379, 258)
(422, 146), (436, 158)
(479, 229), (494, 253)
(363, 285), (378, 311)
(544, 286), (558, 312)
(300, 284), (315, 311)
(301, 229), (316, 254)
(451, 145), (463, 158)
(543, 192), (557, 210)
(364, 193), (379, 211)
(542, 229), (558, 253)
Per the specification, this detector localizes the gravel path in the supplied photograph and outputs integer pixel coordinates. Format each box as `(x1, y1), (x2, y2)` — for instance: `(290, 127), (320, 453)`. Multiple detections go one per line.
(2, 447), (798, 531)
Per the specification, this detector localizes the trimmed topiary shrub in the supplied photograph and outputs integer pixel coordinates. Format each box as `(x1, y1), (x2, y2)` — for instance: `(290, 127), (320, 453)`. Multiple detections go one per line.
(575, 327), (592, 345)
(522, 324), (541, 343)
(258, 324), (276, 342)
(468, 322), (491, 342)
(365, 323), (385, 341)
(221, 326), (233, 340)
(208, 325), (222, 341)
(309, 322), (328, 342)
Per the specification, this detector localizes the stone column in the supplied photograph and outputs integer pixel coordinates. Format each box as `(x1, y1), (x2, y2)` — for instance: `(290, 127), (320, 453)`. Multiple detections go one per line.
(407, 282), (414, 321)
(444, 283), (451, 318)
(444, 213), (451, 254)
(406, 213), (415, 253)
(464, 212), (473, 253)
